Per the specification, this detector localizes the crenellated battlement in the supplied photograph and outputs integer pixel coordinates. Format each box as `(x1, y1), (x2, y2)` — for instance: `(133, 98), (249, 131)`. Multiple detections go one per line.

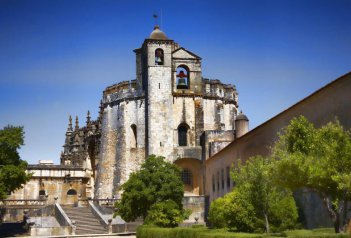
(202, 78), (238, 102)
(103, 80), (145, 105)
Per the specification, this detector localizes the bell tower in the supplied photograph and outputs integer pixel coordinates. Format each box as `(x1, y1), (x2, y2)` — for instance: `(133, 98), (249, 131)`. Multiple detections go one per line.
(135, 25), (175, 159)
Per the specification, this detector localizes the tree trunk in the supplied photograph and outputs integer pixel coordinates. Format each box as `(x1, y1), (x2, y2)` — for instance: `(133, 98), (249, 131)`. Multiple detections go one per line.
(333, 215), (340, 233)
(341, 193), (348, 231)
(322, 196), (340, 233)
(264, 213), (270, 233)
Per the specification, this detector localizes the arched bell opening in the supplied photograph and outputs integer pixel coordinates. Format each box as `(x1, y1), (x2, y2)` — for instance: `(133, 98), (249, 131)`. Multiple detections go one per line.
(176, 65), (190, 89)
(155, 48), (164, 65)
(174, 158), (203, 196)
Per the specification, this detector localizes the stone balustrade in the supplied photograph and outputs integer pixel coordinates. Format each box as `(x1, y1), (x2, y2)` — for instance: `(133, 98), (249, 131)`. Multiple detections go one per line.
(91, 198), (120, 207)
(0, 199), (47, 207)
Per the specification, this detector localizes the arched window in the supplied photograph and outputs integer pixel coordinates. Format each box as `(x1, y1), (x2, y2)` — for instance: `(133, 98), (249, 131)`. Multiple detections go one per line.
(176, 65), (189, 89)
(39, 190), (46, 196)
(178, 123), (189, 146)
(131, 124), (137, 148)
(181, 169), (192, 186)
(67, 189), (77, 195)
(155, 48), (164, 65)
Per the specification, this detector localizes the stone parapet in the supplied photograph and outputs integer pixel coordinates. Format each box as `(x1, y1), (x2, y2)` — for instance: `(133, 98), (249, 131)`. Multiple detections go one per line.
(26, 166), (88, 178)
(104, 88), (145, 106)
(173, 146), (202, 161)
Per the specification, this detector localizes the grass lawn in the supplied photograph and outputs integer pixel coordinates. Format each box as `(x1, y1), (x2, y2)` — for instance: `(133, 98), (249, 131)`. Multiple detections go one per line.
(137, 226), (350, 238)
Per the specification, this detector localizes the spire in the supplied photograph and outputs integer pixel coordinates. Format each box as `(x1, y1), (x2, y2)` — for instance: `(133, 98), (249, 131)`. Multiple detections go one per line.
(86, 110), (91, 127)
(67, 115), (73, 132)
(75, 116), (79, 131)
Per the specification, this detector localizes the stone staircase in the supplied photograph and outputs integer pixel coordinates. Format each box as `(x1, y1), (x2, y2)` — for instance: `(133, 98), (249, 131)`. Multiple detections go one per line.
(62, 206), (107, 234)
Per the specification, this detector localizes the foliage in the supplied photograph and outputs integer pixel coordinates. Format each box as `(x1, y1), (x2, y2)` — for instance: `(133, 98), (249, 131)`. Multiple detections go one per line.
(209, 156), (298, 233)
(114, 155), (188, 226)
(136, 225), (266, 238)
(208, 195), (228, 229)
(144, 200), (191, 228)
(282, 228), (348, 238)
(0, 125), (31, 200)
(271, 116), (351, 232)
(137, 226), (348, 238)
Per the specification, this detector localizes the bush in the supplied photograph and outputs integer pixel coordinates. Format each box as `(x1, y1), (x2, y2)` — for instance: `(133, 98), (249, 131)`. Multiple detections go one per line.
(209, 189), (260, 232)
(144, 200), (191, 228)
(208, 196), (228, 228)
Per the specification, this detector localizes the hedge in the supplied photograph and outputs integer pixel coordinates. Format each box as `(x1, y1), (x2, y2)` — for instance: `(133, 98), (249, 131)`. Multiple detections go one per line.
(136, 226), (350, 238)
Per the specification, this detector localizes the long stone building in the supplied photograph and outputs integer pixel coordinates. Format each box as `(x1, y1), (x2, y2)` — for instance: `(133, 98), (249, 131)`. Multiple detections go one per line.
(206, 72), (351, 228)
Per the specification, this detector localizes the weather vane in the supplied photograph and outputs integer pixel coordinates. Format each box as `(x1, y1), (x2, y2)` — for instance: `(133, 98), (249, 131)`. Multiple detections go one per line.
(153, 14), (158, 26)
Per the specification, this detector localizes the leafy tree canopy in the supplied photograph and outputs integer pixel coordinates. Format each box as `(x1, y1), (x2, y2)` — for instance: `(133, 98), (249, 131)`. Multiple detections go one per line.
(209, 156), (298, 233)
(0, 125), (31, 200)
(271, 116), (351, 232)
(114, 155), (189, 227)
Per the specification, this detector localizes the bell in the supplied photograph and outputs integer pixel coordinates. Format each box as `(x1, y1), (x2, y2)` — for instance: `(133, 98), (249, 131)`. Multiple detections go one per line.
(156, 57), (162, 63)
(177, 77), (187, 89)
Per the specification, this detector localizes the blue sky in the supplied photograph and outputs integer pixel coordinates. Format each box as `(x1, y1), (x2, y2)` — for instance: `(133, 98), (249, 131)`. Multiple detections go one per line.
(0, 0), (350, 164)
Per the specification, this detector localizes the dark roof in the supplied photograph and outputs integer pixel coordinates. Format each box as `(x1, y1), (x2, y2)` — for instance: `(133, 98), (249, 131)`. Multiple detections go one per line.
(149, 25), (167, 40)
(236, 113), (249, 121)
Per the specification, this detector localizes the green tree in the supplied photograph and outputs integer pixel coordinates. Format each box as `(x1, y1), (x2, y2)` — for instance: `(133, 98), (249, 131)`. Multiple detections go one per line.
(272, 116), (351, 232)
(114, 155), (190, 227)
(209, 189), (257, 232)
(0, 125), (31, 200)
(209, 156), (298, 233)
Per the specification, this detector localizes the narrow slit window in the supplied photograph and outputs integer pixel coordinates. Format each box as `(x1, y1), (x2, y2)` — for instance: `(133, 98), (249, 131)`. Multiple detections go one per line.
(131, 124), (137, 148)
(226, 166), (231, 188)
(212, 174), (215, 192)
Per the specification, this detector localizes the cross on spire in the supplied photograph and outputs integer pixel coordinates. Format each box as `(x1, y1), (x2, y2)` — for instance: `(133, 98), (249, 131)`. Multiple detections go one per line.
(153, 14), (158, 26)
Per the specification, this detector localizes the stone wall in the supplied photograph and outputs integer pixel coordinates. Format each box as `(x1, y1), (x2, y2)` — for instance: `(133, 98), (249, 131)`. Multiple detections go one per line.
(8, 166), (87, 205)
(95, 105), (118, 199)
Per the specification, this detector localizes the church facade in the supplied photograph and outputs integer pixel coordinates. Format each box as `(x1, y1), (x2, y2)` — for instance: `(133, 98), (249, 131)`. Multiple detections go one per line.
(59, 25), (247, 201)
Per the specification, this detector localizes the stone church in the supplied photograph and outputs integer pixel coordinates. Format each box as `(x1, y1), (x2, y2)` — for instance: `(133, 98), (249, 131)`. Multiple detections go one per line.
(59, 25), (248, 201)
(5, 25), (351, 229)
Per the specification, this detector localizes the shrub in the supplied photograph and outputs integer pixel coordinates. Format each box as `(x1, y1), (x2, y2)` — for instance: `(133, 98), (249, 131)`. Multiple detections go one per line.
(144, 200), (191, 228)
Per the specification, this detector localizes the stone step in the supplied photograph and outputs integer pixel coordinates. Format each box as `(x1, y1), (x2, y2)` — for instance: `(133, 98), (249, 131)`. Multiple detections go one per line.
(65, 209), (91, 212)
(68, 216), (99, 221)
(68, 215), (96, 219)
(76, 224), (105, 230)
(75, 227), (107, 233)
(74, 219), (103, 224)
(62, 206), (108, 235)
